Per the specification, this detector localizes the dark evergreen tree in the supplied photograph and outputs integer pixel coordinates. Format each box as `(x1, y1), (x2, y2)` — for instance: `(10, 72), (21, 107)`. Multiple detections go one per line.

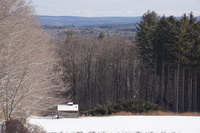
(136, 10), (160, 66)
(136, 11), (200, 112)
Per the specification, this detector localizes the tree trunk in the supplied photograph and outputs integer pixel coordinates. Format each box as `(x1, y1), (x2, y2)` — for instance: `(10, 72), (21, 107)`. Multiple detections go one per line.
(193, 75), (198, 111)
(188, 71), (192, 112)
(181, 69), (185, 112)
(160, 56), (165, 107)
(153, 56), (157, 103)
(175, 63), (180, 112)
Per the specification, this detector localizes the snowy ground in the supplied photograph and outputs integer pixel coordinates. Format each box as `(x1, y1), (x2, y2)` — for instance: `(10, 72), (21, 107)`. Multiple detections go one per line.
(29, 116), (200, 133)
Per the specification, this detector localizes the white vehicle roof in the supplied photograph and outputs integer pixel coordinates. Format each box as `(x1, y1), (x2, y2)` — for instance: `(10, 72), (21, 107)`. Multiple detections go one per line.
(57, 103), (79, 112)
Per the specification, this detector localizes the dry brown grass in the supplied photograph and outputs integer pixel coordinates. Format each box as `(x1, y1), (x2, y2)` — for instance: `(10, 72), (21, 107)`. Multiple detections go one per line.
(111, 111), (200, 116)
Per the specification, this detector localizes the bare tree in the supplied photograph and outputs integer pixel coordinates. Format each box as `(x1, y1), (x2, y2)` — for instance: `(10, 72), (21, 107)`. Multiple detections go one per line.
(0, 0), (64, 121)
(57, 33), (140, 111)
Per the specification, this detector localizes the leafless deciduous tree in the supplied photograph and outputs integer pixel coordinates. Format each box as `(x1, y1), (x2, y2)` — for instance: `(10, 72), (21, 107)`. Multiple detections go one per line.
(57, 33), (140, 111)
(0, 0), (64, 121)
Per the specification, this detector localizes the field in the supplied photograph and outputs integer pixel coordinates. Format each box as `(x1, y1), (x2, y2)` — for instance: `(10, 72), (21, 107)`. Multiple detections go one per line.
(29, 115), (200, 133)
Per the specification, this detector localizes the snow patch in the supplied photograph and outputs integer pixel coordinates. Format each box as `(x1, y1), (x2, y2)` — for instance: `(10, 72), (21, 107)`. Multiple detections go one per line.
(29, 116), (200, 133)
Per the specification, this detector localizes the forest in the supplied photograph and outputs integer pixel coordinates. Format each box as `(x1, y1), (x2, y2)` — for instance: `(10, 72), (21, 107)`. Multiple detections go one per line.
(56, 11), (200, 113)
(136, 11), (200, 112)
(0, 0), (200, 124)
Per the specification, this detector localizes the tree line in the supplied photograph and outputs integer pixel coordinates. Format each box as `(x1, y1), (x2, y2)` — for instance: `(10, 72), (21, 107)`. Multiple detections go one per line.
(136, 11), (200, 112)
(57, 33), (141, 111)
(57, 11), (200, 113)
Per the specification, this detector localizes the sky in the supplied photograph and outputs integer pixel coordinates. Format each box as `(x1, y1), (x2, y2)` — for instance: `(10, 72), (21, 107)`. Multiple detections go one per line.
(31, 0), (200, 17)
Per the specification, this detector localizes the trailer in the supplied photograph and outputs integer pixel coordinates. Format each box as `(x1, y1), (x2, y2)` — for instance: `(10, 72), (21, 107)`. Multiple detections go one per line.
(57, 102), (79, 118)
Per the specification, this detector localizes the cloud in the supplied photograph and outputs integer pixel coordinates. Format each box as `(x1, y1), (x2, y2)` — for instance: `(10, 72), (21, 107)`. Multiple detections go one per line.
(81, 10), (134, 17)
(76, 10), (81, 14)
(36, 7), (135, 17)
(158, 10), (200, 17)
(33, 0), (200, 17)
(36, 8), (200, 17)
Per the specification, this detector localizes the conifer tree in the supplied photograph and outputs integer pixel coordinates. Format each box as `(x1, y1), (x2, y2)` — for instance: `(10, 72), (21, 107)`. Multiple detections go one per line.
(136, 10), (160, 102)
(136, 10), (160, 65)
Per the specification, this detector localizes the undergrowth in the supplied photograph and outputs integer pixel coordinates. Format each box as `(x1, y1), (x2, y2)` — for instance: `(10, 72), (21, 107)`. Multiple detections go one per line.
(111, 110), (200, 116)
(1, 119), (46, 133)
(89, 100), (162, 116)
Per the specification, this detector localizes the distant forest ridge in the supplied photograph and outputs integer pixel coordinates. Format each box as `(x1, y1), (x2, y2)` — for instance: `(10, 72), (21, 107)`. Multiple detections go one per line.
(38, 15), (141, 27)
(39, 15), (200, 28)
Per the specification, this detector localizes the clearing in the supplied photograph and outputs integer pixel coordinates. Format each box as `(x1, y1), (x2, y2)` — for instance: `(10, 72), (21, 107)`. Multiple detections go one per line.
(29, 115), (200, 133)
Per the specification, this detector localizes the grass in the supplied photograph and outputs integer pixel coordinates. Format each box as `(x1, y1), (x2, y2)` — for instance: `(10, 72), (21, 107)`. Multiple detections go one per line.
(111, 110), (200, 116)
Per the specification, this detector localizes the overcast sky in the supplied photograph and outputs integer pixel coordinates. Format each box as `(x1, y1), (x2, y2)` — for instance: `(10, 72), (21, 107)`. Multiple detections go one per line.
(31, 0), (200, 17)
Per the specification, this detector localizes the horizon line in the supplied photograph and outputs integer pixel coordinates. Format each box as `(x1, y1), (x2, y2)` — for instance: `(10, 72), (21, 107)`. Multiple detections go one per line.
(37, 15), (142, 18)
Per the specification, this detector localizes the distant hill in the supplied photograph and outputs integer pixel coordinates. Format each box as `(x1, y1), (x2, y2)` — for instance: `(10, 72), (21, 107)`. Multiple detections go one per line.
(38, 16), (141, 27)
(38, 15), (200, 28)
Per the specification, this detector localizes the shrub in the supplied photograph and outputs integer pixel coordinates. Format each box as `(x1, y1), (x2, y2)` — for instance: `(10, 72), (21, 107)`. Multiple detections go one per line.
(91, 106), (108, 116)
(26, 124), (46, 133)
(90, 100), (161, 116)
(1, 119), (46, 133)
(5, 119), (28, 133)
(108, 105), (116, 114)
